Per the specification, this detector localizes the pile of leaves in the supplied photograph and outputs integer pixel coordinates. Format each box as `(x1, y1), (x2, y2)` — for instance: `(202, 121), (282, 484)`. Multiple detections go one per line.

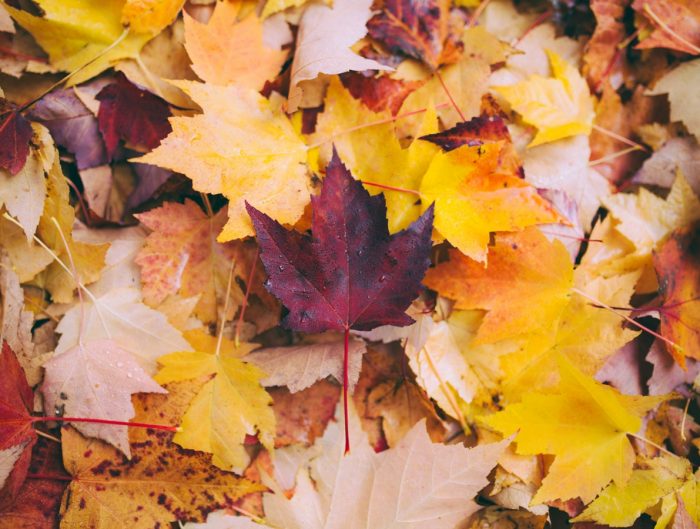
(0, 0), (699, 527)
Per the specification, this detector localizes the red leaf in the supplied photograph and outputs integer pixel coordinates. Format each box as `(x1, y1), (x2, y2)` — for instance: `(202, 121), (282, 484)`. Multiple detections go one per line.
(0, 105), (32, 176)
(340, 73), (421, 116)
(367, 0), (450, 70)
(246, 151), (434, 334)
(420, 114), (511, 151)
(96, 73), (172, 159)
(0, 342), (37, 502)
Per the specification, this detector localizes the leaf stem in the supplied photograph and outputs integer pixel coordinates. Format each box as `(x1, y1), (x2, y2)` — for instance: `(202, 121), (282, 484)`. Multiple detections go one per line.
(642, 3), (700, 55)
(628, 432), (677, 458)
(360, 180), (421, 196)
(592, 124), (649, 152)
(435, 69), (465, 122)
(26, 473), (72, 482)
(343, 326), (350, 454)
(32, 416), (179, 432)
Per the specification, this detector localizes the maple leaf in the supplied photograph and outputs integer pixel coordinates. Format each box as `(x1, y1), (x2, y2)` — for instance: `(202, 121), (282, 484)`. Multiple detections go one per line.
(2, 0), (155, 85)
(138, 80), (309, 241)
(0, 343), (36, 502)
(54, 287), (191, 373)
(653, 223), (700, 366)
(246, 408), (506, 529)
(155, 330), (276, 473)
(367, 0), (451, 70)
(574, 455), (692, 527)
(0, 104), (31, 175)
(494, 50), (594, 147)
(424, 228), (573, 343)
(650, 59), (700, 140)
(184, 0), (286, 91)
(419, 144), (564, 262)
(120, 0), (185, 36)
(249, 338), (367, 393)
(135, 200), (267, 324)
(58, 383), (263, 529)
(287, 0), (391, 111)
(583, 0), (627, 88)
(28, 86), (108, 170)
(484, 354), (666, 504)
(96, 72), (172, 159)
(247, 151), (433, 449)
(340, 73), (420, 116)
(42, 339), (166, 455)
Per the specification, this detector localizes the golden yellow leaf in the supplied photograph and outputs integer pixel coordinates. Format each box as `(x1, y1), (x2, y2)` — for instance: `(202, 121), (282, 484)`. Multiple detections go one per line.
(155, 330), (275, 473)
(424, 228), (573, 343)
(184, 1), (287, 90)
(574, 455), (691, 527)
(261, 0), (319, 18)
(121, 0), (184, 35)
(419, 144), (563, 262)
(500, 269), (641, 401)
(494, 50), (594, 147)
(3, 0), (153, 84)
(484, 354), (666, 504)
(138, 81), (310, 241)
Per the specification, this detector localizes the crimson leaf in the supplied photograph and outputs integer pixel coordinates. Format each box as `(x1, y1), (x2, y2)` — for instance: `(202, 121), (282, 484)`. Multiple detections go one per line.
(246, 151), (434, 450)
(0, 103), (32, 175)
(96, 73), (172, 159)
(420, 115), (511, 151)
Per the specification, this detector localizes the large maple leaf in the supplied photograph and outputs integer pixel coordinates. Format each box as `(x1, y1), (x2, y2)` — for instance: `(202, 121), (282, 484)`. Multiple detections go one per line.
(484, 354), (666, 504)
(246, 151), (434, 450)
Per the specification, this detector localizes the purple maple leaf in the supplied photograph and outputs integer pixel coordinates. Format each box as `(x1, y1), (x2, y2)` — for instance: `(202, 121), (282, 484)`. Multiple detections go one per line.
(246, 150), (434, 450)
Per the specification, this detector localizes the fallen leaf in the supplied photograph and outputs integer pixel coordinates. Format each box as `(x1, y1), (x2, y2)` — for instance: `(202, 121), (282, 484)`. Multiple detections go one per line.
(42, 339), (166, 455)
(494, 50), (594, 147)
(424, 228), (573, 342)
(249, 338), (366, 393)
(96, 72), (172, 158)
(184, 0), (287, 90)
(650, 59), (700, 139)
(484, 354), (665, 504)
(367, 0), (451, 69)
(138, 81), (309, 241)
(287, 0), (391, 111)
(582, 0), (627, 89)
(648, 340), (700, 395)
(0, 343), (36, 501)
(58, 382), (263, 528)
(653, 223), (700, 365)
(155, 330), (275, 473)
(632, 0), (700, 55)
(0, 104), (31, 175)
(633, 137), (700, 197)
(135, 199), (264, 323)
(121, 0), (185, 35)
(54, 286), (192, 373)
(419, 144), (563, 262)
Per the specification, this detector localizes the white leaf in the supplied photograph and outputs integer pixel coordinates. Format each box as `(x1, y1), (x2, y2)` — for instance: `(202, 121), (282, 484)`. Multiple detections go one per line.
(248, 339), (366, 393)
(55, 287), (191, 373)
(649, 59), (700, 139)
(42, 339), (166, 455)
(288, 0), (391, 111)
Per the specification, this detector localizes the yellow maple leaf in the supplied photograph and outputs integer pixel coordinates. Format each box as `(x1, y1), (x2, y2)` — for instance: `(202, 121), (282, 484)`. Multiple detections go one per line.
(574, 455), (691, 527)
(419, 144), (564, 262)
(313, 77), (439, 232)
(184, 0), (287, 90)
(138, 81), (310, 241)
(154, 330), (275, 473)
(494, 50), (594, 147)
(2, 0), (163, 84)
(424, 228), (573, 343)
(261, 0), (319, 18)
(499, 269), (641, 401)
(484, 354), (666, 504)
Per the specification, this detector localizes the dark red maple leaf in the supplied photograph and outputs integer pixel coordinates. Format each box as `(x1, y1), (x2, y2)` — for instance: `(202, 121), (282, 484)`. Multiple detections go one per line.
(420, 114), (511, 151)
(246, 151), (434, 451)
(0, 102), (32, 176)
(367, 0), (451, 70)
(341, 73), (421, 116)
(0, 342), (37, 502)
(96, 73), (172, 159)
